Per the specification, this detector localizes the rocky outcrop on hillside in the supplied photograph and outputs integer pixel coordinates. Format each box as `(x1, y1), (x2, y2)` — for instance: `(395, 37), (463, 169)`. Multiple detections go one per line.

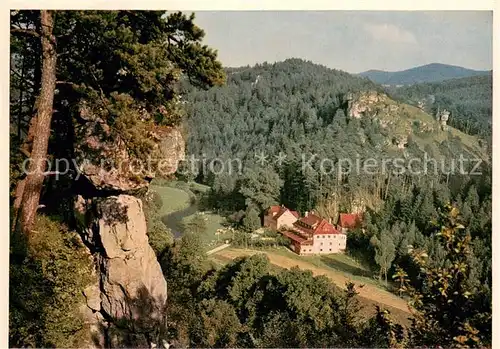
(75, 194), (168, 347)
(345, 91), (399, 119)
(74, 103), (186, 192)
(72, 107), (185, 347)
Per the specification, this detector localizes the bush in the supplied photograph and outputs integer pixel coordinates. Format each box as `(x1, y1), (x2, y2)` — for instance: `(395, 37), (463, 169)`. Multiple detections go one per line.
(9, 215), (97, 348)
(142, 189), (173, 255)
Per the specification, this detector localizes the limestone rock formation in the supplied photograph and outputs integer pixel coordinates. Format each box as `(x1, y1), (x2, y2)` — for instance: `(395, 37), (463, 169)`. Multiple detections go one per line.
(72, 105), (185, 346)
(153, 127), (186, 177)
(346, 91), (385, 118)
(76, 194), (168, 346)
(97, 195), (167, 327)
(74, 102), (185, 192)
(394, 135), (409, 149)
(439, 109), (450, 131)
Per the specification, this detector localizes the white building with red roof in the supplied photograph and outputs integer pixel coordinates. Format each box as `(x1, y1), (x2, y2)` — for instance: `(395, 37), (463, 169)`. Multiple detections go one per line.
(264, 207), (347, 255)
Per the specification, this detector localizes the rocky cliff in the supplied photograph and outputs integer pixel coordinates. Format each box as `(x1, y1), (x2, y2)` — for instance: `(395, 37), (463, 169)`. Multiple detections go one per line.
(344, 91), (486, 161)
(73, 109), (185, 347)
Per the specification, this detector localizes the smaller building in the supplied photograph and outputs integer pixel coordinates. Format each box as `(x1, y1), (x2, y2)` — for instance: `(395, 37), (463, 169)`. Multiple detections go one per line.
(263, 205), (299, 231)
(337, 213), (363, 234)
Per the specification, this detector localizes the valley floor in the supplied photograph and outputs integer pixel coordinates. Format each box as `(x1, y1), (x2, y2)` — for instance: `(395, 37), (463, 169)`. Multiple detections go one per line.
(151, 182), (230, 251)
(210, 247), (412, 326)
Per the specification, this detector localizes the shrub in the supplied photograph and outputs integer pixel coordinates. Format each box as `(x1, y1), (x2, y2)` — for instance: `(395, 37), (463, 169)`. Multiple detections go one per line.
(9, 215), (97, 348)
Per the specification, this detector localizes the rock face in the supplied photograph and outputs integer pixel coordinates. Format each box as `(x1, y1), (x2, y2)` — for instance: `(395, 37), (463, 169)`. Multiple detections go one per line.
(346, 91), (385, 119)
(97, 195), (167, 327)
(72, 106), (185, 347)
(394, 135), (409, 149)
(76, 194), (168, 347)
(439, 109), (450, 131)
(74, 102), (185, 192)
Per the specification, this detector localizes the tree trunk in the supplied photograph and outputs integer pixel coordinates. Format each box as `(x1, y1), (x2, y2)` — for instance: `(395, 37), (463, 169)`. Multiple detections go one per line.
(17, 10), (57, 235)
(17, 49), (26, 141)
(384, 174), (391, 200)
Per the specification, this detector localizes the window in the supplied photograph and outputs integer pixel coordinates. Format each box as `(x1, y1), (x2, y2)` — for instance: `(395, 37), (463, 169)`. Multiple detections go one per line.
(320, 242), (323, 246)
(320, 249), (323, 252)
(330, 242), (332, 245)
(329, 248), (332, 251)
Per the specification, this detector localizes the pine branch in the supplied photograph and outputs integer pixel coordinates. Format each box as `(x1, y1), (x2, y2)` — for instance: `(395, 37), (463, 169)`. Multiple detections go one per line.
(10, 27), (40, 37)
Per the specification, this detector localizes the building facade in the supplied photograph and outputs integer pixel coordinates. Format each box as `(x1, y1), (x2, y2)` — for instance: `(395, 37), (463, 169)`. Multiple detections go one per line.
(266, 207), (347, 255)
(263, 205), (299, 231)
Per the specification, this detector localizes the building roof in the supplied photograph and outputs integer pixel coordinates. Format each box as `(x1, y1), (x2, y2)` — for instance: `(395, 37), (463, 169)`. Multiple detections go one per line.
(267, 205), (300, 220)
(313, 219), (340, 235)
(268, 205), (282, 215)
(294, 215), (341, 236)
(281, 230), (312, 245)
(298, 213), (323, 228)
(339, 213), (363, 229)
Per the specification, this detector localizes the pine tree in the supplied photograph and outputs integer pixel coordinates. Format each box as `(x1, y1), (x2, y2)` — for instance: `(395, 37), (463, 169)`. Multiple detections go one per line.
(10, 10), (225, 235)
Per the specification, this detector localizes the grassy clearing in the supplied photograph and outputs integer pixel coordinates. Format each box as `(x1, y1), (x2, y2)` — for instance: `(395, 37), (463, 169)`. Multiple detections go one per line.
(182, 212), (229, 249)
(150, 181), (229, 251)
(150, 184), (191, 214)
(261, 247), (386, 288)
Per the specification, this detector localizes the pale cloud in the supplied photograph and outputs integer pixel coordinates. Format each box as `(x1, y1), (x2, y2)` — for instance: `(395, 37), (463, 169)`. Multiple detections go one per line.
(192, 12), (492, 72)
(364, 23), (418, 45)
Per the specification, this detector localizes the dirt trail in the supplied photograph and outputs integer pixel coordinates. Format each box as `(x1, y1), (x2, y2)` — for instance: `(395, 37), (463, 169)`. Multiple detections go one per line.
(215, 248), (411, 322)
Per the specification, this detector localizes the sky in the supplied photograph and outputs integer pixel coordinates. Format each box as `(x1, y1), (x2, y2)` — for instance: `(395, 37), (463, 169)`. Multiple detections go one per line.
(191, 11), (493, 73)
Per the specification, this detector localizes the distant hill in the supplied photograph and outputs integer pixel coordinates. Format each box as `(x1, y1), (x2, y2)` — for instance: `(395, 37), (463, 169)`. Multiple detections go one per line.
(358, 63), (491, 86)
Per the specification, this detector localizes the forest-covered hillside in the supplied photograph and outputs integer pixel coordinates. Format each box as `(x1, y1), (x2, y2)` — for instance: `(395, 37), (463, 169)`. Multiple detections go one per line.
(180, 60), (491, 347)
(182, 59), (490, 215)
(387, 74), (492, 138)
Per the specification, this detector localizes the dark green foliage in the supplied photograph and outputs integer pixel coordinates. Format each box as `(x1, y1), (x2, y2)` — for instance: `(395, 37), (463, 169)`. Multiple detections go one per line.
(389, 74), (492, 138)
(142, 189), (173, 255)
(242, 205), (261, 232)
(192, 254), (366, 347)
(188, 299), (244, 347)
(400, 205), (491, 347)
(10, 10), (226, 217)
(9, 215), (96, 348)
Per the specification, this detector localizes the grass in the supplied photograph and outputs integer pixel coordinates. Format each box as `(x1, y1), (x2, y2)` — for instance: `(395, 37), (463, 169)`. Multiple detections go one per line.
(207, 252), (283, 274)
(150, 181), (229, 252)
(150, 184), (191, 214)
(253, 246), (390, 289)
(182, 212), (229, 250)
